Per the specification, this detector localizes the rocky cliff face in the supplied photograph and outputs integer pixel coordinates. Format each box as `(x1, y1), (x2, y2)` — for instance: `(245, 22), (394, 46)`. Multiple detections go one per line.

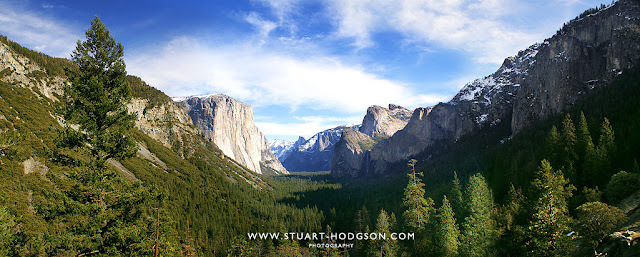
(176, 94), (288, 174)
(331, 104), (413, 176)
(127, 98), (200, 155)
(0, 41), (65, 99)
(332, 0), (640, 176)
(280, 125), (358, 172)
(511, 1), (640, 132)
(331, 128), (374, 177)
(359, 104), (412, 137)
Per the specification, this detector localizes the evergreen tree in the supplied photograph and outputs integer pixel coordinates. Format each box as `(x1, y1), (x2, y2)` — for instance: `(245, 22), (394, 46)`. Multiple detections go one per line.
(437, 196), (460, 257)
(560, 114), (577, 179)
(321, 225), (340, 257)
(60, 16), (137, 169)
(450, 171), (465, 223)
(402, 159), (435, 232)
(632, 159), (640, 175)
(576, 112), (596, 186)
(461, 173), (496, 257)
(596, 118), (616, 180)
(369, 209), (397, 257)
(496, 185), (526, 257)
(55, 17), (174, 255)
(576, 202), (627, 255)
(354, 205), (371, 254)
(546, 126), (561, 167)
(389, 212), (397, 231)
(526, 160), (575, 257)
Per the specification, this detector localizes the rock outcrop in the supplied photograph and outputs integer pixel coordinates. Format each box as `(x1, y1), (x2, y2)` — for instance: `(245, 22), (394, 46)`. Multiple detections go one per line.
(176, 94), (288, 174)
(359, 104), (412, 137)
(0, 41), (65, 99)
(511, 0), (640, 132)
(331, 104), (413, 176)
(332, 0), (640, 176)
(331, 128), (374, 177)
(127, 98), (200, 154)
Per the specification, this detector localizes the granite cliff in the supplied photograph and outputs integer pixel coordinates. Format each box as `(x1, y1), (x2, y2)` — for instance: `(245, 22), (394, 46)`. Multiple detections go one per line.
(176, 94), (288, 174)
(332, 0), (640, 176)
(331, 104), (412, 176)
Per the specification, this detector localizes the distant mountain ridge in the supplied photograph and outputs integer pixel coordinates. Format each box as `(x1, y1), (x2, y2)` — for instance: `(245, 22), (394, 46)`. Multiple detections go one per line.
(275, 104), (412, 172)
(274, 125), (359, 172)
(331, 0), (640, 176)
(269, 137), (305, 161)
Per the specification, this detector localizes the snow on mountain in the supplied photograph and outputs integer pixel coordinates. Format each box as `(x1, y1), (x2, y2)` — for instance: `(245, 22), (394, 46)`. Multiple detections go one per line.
(450, 43), (541, 106)
(279, 124), (360, 172)
(269, 137), (305, 161)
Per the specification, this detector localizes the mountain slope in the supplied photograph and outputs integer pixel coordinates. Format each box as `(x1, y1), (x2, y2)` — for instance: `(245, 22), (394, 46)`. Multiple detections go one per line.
(0, 36), (324, 256)
(332, 0), (640, 176)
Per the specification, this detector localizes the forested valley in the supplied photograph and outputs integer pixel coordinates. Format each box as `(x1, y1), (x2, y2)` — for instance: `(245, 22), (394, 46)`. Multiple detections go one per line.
(1, 3), (640, 256)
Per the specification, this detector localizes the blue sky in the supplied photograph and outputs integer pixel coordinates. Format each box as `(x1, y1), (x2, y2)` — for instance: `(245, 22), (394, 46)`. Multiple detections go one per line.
(0, 0), (610, 141)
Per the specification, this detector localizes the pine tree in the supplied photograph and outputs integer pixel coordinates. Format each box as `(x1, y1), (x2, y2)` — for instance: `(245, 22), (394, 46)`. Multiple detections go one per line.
(546, 125), (561, 167)
(450, 171), (465, 223)
(526, 160), (575, 257)
(60, 16), (137, 170)
(321, 225), (340, 257)
(461, 173), (496, 257)
(369, 209), (397, 257)
(55, 17), (171, 255)
(402, 159), (435, 232)
(496, 185), (526, 257)
(576, 112), (596, 186)
(437, 196), (460, 257)
(596, 118), (616, 180)
(560, 114), (577, 179)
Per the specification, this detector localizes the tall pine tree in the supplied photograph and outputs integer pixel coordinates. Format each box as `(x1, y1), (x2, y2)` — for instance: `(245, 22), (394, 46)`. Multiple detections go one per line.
(596, 118), (616, 181)
(559, 114), (577, 179)
(437, 196), (460, 257)
(576, 112), (596, 186)
(402, 159), (434, 232)
(526, 160), (575, 256)
(55, 17), (177, 255)
(60, 16), (137, 169)
(546, 125), (561, 167)
(461, 173), (496, 257)
(450, 171), (465, 223)
(369, 209), (398, 257)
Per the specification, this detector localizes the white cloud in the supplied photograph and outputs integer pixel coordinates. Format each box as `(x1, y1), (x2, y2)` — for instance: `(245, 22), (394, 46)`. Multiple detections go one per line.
(245, 12), (278, 40)
(326, 0), (543, 63)
(0, 2), (80, 58)
(127, 36), (448, 114)
(252, 0), (301, 35)
(257, 115), (363, 139)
